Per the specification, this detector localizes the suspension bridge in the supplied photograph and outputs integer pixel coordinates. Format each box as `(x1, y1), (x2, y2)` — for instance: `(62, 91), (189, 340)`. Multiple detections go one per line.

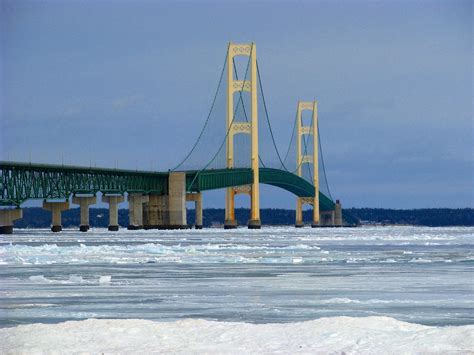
(0, 42), (358, 234)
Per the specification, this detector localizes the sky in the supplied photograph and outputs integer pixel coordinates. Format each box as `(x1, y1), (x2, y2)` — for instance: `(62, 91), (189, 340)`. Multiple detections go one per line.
(1, 0), (472, 209)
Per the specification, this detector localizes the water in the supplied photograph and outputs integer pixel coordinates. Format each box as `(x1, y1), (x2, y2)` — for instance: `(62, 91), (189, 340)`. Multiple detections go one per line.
(1, 226), (473, 328)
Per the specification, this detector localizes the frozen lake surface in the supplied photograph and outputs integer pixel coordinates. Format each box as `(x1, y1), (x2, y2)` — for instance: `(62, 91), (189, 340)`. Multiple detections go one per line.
(1, 226), (473, 328)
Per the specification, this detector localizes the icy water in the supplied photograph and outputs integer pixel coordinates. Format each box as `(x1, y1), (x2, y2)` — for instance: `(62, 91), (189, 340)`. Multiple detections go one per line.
(0, 226), (473, 328)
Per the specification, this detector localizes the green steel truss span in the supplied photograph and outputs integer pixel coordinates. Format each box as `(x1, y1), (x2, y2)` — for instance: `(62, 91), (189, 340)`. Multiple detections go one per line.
(0, 161), (168, 206)
(186, 168), (335, 211)
(0, 162), (334, 211)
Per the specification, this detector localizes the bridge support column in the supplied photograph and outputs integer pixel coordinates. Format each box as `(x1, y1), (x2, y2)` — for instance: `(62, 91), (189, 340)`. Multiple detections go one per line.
(224, 189), (237, 229)
(102, 195), (124, 231)
(0, 208), (22, 234)
(43, 200), (69, 232)
(186, 193), (202, 229)
(142, 173), (187, 230)
(72, 195), (96, 232)
(167, 172), (187, 228)
(295, 198), (304, 228)
(143, 195), (167, 229)
(128, 194), (149, 230)
(295, 100), (319, 229)
(334, 200), (343, 227)
(311, 206), (321, 228)
(248, 187), (261, 229)
(224, 43), (260, 230)
(311, 196), (320, 228)
(248, 43), (261, 230)
(195, 193), (203, 229)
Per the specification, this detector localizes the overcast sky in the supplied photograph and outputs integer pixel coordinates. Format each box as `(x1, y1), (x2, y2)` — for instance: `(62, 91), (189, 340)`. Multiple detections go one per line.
(1, 0), (472, 209)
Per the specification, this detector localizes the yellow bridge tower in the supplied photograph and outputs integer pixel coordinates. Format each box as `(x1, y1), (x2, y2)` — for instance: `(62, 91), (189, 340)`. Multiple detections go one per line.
(224, 42), (261, 229)
(295, 100), (320, 227)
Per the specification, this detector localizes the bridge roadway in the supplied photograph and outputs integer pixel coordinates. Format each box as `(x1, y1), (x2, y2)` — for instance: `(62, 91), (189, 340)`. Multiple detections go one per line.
(0, 161), (334, 208)
(0, 161), (355, 232)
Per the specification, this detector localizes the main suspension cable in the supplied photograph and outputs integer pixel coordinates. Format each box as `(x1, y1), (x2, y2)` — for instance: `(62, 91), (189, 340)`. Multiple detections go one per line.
(318, 124), (334, 201)
(172, 45), (229, 171)
(256, 60), (287, 170)
(281, 110), (298, 170)
(187, 45), (253, 191)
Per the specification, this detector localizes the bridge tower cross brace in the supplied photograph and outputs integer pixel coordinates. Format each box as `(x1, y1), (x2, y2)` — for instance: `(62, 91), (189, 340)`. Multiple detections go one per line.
(224, 42), (261, 229)
(295, 101), (320, 227)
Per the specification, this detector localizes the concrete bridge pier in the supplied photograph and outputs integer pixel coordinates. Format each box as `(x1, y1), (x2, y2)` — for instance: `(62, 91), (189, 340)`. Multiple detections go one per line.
(72, 195), (96, 232)
(43, 200), (69, 232)
(102, 195), (124, 231)
(142, 173), (188, 230)
(195, 193), (203, 229)
(319, 210), (335, 227)
(186, 193), (203, 229)
(0, 208), (22, 234)
(128, 194), (149, 230)
(167, 172), (187, 229)
(334, 200), (343, 227)
(143, 195), (167, 229)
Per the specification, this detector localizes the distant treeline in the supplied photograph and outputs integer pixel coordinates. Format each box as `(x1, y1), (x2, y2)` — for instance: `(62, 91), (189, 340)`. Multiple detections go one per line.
(11, 207), (474, 228)
(346, 208), (474, 227)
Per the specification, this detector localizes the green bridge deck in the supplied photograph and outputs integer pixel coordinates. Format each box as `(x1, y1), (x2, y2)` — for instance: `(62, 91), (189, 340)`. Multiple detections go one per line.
(0, 161), (345, 217)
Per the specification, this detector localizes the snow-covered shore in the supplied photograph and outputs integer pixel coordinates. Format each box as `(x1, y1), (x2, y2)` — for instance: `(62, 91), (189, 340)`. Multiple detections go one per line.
(1, 316), (473, 354)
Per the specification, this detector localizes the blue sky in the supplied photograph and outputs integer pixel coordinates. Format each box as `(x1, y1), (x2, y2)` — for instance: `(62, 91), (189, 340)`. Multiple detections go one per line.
(1, 0), (472, 208)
